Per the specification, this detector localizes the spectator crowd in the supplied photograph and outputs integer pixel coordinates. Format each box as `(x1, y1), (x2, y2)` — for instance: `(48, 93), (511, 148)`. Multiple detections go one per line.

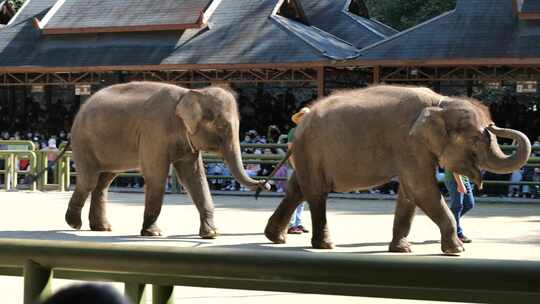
(1, 127), (539, 198)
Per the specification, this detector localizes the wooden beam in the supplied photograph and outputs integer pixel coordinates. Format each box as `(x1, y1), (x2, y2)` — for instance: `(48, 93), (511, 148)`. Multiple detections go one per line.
(518, 12), (540, 20)
(0, 62), (328, 74)
(317, 67), (325, 97)
(373, 66), (380, 84)
(42, 23), (203, 35)
(32, 18), (42, 30)
(339, 58), (540, 68)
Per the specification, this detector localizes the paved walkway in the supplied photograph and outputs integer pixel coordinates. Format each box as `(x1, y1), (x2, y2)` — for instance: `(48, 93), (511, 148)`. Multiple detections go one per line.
(1, 191), (539, 303)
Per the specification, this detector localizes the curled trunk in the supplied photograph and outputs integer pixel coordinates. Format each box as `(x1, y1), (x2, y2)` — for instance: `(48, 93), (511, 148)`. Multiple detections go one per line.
(481, 125), (531, 174)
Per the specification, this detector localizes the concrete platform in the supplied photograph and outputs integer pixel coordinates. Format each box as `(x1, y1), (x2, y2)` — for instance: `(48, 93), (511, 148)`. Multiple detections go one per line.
(1, 191), (539, 303)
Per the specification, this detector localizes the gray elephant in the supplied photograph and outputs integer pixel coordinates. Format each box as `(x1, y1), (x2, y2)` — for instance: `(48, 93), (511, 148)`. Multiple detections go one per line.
(65, 81), (266, 237)
(265, 85), (531, 254)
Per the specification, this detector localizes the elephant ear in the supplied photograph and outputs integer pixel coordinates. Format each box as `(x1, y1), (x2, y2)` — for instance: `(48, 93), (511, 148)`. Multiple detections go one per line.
(409, 107), (448, 158)
(176, 90), (203, 135)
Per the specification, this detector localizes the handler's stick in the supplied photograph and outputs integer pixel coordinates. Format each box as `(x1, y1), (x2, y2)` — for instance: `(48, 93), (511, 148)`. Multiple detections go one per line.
(254, 147), (293, 200)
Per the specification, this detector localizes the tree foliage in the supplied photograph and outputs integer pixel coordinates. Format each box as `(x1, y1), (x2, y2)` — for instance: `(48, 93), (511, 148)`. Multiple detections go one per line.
(9, 0), (26, 11)
(364, 0), (457, 31)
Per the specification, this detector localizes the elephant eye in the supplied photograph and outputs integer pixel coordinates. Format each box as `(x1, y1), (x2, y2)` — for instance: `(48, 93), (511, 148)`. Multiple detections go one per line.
(216, 124), (229, 133)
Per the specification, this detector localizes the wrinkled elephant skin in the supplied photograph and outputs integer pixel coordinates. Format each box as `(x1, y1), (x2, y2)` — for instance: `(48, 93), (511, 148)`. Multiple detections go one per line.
(265, 85), (531, 254)
(65, 81), (265, 237)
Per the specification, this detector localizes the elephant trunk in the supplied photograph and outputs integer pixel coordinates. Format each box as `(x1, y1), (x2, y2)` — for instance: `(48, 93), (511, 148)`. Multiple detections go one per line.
(222, 137), (262, 190)
(481, 125), (531, 174)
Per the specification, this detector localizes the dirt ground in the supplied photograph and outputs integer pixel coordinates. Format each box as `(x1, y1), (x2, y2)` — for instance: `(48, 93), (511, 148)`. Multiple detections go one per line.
(1, 191), (539, 303)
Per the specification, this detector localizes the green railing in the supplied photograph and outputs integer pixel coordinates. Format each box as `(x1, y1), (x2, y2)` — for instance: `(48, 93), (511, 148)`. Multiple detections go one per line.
(1, 141), (539, 194)
(0, 239), (539, 304)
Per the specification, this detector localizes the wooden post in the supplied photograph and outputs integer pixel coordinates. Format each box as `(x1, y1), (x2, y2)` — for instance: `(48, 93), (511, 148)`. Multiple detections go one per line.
(467, 80), (473, 97)
(433, 81), (441, 93)
(65, 155), (71, 190)
(29, 152), (37, 191)
(125, 283), (147, 304)
(153, 285), (174, 304)
(373, 66), (381, 84)
(5, 153), (13, 191)
(24, 260), (53, 304)
(317, 67), (325, 98)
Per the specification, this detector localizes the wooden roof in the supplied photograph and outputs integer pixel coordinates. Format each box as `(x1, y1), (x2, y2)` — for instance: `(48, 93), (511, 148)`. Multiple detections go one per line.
(0, 0), (363, 72)
(359, 0), (540, 66)
(37, 0), (212, 35)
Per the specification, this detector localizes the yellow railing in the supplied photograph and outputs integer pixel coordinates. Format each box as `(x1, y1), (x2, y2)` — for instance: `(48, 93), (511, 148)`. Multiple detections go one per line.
(1, 141), (539, 195)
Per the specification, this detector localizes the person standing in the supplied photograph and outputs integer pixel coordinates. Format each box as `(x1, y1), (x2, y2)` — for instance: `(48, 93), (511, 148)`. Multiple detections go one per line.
(287, 107), (310, 234)
(444, 169), (475, 243)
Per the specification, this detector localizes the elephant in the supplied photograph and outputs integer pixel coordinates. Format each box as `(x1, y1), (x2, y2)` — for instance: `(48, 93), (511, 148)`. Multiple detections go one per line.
(264, 85), (531, 254)
(65, 81), (267, 237)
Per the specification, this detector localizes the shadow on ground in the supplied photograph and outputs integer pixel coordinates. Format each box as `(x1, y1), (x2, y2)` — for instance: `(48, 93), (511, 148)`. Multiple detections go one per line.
(0, 230), (451, 255)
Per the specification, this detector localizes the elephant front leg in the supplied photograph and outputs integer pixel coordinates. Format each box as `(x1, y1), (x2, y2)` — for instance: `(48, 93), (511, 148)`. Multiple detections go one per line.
(140, 166), (168, 237)
(402, 172), (464, 255)
(265, 173), (304, 244)
(174, 157), (218, 239)
(389, 186), (416, 253)
(141, 183), (165, 236)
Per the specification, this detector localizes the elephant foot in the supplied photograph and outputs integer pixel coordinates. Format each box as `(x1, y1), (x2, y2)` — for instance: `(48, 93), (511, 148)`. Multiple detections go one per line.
(312, 238), (334, 249)
(90, 221), (112, 232)
(65, 210), (82, 230)
(264, 223), (287, 244)
(200, 226), (219, 239)
(389, 239), (412, 253)
(442, 238), (465, 255)
(141, 225), (162, 237)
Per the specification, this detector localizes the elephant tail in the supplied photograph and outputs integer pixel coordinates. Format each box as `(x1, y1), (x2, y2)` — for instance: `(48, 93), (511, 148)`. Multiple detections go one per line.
(25, 139), (72, 185)
(254, 146), (293, 200)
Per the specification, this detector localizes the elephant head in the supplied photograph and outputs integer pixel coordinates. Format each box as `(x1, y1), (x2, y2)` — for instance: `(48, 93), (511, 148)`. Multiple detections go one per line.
(410, 97), (531, 187)
(175, 87), (264, 190)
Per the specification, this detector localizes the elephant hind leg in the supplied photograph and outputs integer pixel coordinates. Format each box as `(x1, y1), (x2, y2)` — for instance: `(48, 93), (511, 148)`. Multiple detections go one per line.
(265, 172), (305, 244)
(89, 172), (118, 231)
(389, 185), (416, 253)
(65, 167), (100, 230)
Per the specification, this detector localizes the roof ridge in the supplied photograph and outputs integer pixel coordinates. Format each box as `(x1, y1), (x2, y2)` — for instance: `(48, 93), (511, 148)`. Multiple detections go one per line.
(270, 0), (331, 59)
(271, 14), (359, 60)
(359, 9), (455, 53)
(365, 17), (399, 33)
(341, 0), (385, 38)
(34, 0), (66, 29)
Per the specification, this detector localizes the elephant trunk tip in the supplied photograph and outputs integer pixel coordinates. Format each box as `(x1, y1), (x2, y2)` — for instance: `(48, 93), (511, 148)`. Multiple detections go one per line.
(482, 125), (532, 174)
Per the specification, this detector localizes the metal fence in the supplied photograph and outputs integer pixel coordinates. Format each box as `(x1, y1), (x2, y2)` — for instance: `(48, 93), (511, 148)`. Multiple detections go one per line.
(0, 239), (539, 304)
(0, 141), (539, 195)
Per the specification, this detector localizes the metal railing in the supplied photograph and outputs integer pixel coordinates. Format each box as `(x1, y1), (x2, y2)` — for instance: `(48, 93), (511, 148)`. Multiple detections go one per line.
(1, 141), (539, 195)
(0, 239), (539, 304)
